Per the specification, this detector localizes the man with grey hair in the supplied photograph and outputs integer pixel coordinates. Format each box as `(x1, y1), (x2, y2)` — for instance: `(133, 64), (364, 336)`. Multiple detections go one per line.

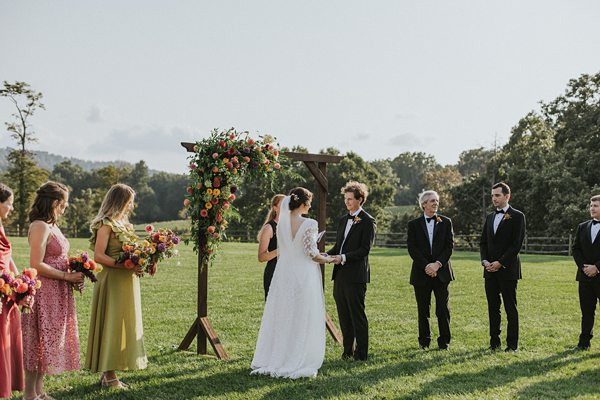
(407, 190), (455, 350)
(572, 194), (600, 350)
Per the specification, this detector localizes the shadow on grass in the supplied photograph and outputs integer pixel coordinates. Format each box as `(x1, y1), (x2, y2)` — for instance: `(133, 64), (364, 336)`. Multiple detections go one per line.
(403, 349), (600, 399)
(516, 362), (600, 399)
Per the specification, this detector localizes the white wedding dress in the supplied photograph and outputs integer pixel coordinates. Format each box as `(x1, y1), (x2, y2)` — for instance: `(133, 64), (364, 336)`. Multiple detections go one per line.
(250, 196), (326, 378)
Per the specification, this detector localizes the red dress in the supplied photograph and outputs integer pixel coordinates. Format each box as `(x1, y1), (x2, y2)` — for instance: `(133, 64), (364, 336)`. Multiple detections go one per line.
(21, 225), (80, 374)
(0, 226), (24, 398)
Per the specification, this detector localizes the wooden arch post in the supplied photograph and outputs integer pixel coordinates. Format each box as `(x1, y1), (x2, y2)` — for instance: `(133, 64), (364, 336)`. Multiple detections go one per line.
(177, 143), (343, 359)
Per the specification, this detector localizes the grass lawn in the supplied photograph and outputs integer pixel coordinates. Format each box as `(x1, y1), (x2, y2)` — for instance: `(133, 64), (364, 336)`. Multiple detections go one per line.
(7, 238), (600, 399)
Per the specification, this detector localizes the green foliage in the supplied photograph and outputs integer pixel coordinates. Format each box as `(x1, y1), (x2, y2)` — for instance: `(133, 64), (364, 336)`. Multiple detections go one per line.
(183, 129), (282, 262)
(2, 150), (49, 233)
(390, 152), (440, 205)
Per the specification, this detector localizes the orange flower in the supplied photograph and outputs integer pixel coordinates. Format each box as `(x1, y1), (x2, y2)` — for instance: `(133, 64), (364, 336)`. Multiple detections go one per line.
(16, 282), (28, 294)
(124, 259), (135, 269)
(83, 261), (91, 270)
(212, 166), (219, 173)
(207, 226), (216, 234)
(88, 260), (97, 270)
(205, 202), (213, 209)
(23, 268), (37, 279)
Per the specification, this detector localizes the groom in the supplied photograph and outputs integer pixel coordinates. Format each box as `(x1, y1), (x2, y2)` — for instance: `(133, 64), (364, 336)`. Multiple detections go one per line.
(328, 181), (376, 361)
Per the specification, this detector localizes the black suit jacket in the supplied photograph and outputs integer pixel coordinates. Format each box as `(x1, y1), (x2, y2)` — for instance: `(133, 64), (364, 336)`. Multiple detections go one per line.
(572, 220), (600, 283)
(328, 210), (376, 284)
(479, 206), (526, 280)
(407, 214), (455, 286)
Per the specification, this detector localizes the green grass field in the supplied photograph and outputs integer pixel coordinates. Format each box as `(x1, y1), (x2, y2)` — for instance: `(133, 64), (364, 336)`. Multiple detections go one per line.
(7, 238), (600, 399)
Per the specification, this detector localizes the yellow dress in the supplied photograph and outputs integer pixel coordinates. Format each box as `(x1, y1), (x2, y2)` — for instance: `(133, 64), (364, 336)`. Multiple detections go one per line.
(85, 218), (147, 373)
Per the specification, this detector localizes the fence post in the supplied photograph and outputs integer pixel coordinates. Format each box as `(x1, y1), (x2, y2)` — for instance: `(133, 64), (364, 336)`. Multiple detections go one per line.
(524, 235), (528, 252)
(568, 234), (572, 257)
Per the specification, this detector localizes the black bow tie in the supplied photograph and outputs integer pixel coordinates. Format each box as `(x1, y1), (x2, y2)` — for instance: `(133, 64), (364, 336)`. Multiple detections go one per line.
(593, 220), (600, 225)
(347, 214), (355, 220)
(426, 216), (437, 223)
(495, 209), (505, 214)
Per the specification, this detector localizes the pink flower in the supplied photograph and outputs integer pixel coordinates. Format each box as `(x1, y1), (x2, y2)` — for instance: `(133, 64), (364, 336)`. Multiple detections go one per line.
(189, 163), (197, 170)
(186, 186), (193, 194)
(200, 209), (208, 217)
(222, 201), (230, 210)
(145, 225), (154, 233)
(247, 138), (255, 145)
(212, 153), (219, 159)
(183, 198), (191, 207)
(219, 140), (226, 148)
(274, 163), (281, 170)
(226, 162), (233, 169)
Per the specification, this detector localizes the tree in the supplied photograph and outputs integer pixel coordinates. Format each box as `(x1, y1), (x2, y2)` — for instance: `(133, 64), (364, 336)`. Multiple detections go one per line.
(63, 188), (101, 237)
(0, 81), (46, 235)
(390, 152), (440, 205)
(457, 147), (494, 177)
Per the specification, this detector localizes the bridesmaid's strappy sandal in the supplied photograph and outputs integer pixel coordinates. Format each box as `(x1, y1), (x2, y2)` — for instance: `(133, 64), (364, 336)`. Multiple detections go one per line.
(40, 394), (57, 400)
(100, 374), (129, 389)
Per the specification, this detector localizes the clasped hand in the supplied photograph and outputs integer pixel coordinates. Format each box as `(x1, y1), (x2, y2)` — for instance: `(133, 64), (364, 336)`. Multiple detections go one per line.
(483, 260), (503, 273)
(583, 264), (599, 277)
(424, 263), (440, 277)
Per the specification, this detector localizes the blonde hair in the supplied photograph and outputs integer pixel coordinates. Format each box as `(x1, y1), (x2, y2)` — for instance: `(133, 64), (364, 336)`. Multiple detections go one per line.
(257, 194), (285, 241)
(90, 184), (135, 228)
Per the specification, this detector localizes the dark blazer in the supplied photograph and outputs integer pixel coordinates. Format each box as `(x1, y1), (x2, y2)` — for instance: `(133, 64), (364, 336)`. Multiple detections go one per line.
(572, 220), (600, 282)
(479, 206), (526, 280)
(407, 214), (455, 286)
(328, 209), (376, 284)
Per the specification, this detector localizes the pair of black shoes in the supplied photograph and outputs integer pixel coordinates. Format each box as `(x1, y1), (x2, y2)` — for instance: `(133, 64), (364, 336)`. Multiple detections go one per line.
(420, 343), (449, 351)
(575, 343), (590, 351)
(489, 345), (518, 352)
(342, 352), (368, 361)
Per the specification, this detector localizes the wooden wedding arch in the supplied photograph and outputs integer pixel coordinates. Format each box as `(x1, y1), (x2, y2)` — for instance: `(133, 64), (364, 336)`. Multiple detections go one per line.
(178, 142), (344, 359)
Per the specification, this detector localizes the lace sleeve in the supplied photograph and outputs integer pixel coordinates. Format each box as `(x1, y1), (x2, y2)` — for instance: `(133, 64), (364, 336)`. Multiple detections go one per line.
(302, 221), (320, 258)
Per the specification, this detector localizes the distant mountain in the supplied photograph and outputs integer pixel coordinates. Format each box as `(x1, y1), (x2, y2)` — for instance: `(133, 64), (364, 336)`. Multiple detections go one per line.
(0, 148), (162, 175)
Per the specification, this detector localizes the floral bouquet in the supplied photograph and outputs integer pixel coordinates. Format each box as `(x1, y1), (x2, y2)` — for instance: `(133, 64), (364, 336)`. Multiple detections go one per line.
(12, 268), (42, 313)
(68, 251), (102, 292)
(118, 225), (180, 276)
(0, 270), (15, 315)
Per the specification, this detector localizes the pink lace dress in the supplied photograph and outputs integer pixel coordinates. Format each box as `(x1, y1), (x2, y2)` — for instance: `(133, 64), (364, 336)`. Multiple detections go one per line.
(21, 224), (80, 374)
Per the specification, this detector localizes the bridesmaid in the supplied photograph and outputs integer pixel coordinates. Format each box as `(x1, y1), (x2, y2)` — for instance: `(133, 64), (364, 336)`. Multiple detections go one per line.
(22, 181), (84, 400)
(0, 183), (24, 399)
(257, 194), (285, 300)
(85, 183), (147, 389)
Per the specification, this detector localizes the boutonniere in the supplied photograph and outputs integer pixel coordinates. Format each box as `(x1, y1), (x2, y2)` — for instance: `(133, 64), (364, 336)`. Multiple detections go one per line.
(503, 213), (511, 221)
(436, 216), (442, 223)
(353, 216), (362, 225)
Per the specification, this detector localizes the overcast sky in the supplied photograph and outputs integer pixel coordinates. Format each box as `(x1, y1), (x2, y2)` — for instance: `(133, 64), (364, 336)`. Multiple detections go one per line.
(1, 1), (599, 174)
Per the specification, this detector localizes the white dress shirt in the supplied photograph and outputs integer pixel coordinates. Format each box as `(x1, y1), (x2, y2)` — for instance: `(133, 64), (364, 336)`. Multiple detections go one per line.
(424, 214), (435, 250)
(592, 219), (600, 243)
(340, 207), (363, 264)
(493, 205), (510, 234)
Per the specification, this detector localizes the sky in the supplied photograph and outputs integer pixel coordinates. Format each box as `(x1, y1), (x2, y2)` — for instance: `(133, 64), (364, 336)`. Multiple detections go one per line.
(1, 1), (599, 174)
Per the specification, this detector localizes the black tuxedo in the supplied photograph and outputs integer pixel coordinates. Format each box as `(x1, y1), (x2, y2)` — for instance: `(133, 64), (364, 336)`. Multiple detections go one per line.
(479, 206), (526, 350)
(572, 219), (600, 347)
(328, 209), (376, 360)
(407, 214), (454, 348)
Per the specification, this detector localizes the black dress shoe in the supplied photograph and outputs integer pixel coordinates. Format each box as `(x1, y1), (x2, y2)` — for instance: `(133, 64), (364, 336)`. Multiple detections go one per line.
(575, 344), (590, 351)
(341, 353), (353, 360)
(438, 345), (449, 351)
(504, 347), (518, 353)
(489, 345), (501, 351)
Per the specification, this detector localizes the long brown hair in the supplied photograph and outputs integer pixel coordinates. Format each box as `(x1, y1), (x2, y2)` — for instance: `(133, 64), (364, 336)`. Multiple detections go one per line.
(29, 181), (69, 224)
(0, 183), (13, 226)
(90, 184), (135, 228)
(257, 194), (285, 241)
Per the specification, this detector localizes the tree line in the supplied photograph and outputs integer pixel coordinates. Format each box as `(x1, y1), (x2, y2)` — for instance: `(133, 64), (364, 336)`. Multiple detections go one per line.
(2, 71), (599, 238)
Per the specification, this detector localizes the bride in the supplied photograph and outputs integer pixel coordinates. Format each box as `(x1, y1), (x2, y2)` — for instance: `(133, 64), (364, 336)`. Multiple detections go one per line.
(251, 187), (334, 379)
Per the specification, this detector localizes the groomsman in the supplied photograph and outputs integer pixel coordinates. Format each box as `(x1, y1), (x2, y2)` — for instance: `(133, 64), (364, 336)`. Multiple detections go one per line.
(480, 182), (526, 352)
(572, 195), (600, 350)
(328, 181), (376, 361)
(407, 190), (454, 350)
